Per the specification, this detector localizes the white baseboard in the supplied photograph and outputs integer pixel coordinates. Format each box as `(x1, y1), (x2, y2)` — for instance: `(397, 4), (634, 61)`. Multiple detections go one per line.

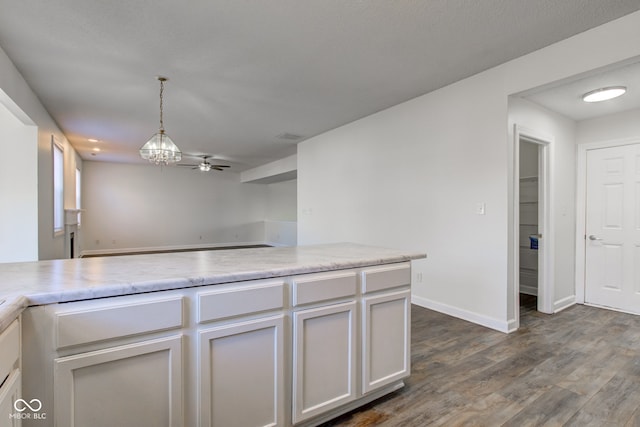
(554, 295), (575, 313)
(411, 295), (510, 333)
(80, 241), (268, 257)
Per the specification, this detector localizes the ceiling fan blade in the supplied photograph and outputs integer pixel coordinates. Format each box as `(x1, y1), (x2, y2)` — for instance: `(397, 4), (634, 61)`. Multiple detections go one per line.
(177, 164), (198, 167)
(212, 167), (226, 171)
(211, 164), (230, 168)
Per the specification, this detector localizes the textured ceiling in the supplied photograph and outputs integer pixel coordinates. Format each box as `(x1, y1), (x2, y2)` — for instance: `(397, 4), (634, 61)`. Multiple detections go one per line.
(0, 1), (639, 169)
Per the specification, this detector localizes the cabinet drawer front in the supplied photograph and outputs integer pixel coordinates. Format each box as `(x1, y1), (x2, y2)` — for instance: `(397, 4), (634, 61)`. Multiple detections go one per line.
(361, 263), (411, 294)
(197, 281), (285, 323)
(292, 271), (357, 306)
(0, 320), (19, 384)
(56, 297), (183, 349)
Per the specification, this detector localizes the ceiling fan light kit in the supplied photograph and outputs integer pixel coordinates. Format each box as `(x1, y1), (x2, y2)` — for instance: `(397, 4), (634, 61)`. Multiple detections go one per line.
(140, 76), (182, 165)
(178, 155), (231, 172)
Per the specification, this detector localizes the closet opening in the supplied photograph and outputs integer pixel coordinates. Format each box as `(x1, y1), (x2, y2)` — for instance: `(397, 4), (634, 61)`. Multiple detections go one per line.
(519, 140), (540, 314)
(513, 124), (554, 324)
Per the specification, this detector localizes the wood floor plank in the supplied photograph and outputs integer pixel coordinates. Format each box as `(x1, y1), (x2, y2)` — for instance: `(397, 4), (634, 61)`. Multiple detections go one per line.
(625, 406), (640, 427)
(322, 302), (640, 427)
(502, 386), (588, 427)
(556, 348), (632, 397)
(430, 392), (527, 427)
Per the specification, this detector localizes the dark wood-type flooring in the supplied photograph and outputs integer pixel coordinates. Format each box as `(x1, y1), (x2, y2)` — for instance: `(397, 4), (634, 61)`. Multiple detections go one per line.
(323, 296), (640, 426)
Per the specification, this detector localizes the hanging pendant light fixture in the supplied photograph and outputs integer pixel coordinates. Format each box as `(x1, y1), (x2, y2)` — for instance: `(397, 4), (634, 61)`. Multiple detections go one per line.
(139, 76), (182, 165)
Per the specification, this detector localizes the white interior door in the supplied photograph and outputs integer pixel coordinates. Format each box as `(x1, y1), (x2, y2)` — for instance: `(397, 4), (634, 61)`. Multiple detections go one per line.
(585, 143), (640, 313)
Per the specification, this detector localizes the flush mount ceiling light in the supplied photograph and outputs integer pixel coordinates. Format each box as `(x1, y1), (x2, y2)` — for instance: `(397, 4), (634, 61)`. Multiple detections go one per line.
(582, 86), (627, 103)
(139, 76), (182, 165)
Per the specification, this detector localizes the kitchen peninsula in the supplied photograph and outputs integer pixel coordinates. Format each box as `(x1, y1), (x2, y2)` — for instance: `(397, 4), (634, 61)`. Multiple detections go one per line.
(0, 243), (425, 427)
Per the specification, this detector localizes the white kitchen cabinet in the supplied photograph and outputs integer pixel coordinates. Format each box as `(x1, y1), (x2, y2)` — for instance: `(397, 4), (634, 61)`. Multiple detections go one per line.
(22, 293), (185, 427)
(360, 263), (411, 395)
(198, 315), (285, 427)
(0, 319), (22, 427)
(54, 335), (183, 427)
(196, 280), (286, 427)
(19, 259), (415, 427)
(361, 289), (411, 394)
(292, 301), (357, 424)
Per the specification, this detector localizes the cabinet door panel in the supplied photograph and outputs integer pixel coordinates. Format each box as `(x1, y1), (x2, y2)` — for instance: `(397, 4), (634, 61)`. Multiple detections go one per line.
(292, 302), (357, 424)
(0, 369), (21, 427)
(199, 315), (284, 427)
(362, 289), (410, 394)
(0, 320), (20, 384)
(54, 336), (183, 427)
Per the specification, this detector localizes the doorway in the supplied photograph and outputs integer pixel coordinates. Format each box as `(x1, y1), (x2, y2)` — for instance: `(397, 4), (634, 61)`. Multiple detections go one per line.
(513, 125), (553, 322)
(519, 140), (540, 311)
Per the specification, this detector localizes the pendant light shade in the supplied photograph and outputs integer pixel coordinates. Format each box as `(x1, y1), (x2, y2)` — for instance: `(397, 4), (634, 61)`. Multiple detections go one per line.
(140, 76), (182, 164)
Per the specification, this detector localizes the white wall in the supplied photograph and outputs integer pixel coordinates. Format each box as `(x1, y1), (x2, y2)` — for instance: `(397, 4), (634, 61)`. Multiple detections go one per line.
(0, 99), (38, 262)
(577, 107), (640, 144)
(81, 161), (271, 253)
(0, 45), (82, 261)
(298, 11), (640, 332)
(264, 179), (297, 246)
(267, 180), (297, 221)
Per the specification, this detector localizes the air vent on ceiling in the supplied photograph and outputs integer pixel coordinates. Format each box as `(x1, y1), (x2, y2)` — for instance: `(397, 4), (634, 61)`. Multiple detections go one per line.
(276, 133), (303, 141)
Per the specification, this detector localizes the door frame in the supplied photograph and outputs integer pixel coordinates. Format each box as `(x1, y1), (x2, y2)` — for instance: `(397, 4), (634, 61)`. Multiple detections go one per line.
(512, 125), (554, 322)
(575, 137), (640, 304)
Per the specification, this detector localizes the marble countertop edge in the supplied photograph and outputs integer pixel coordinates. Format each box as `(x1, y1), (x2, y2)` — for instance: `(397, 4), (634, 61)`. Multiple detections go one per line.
(0, 243), (426, 331)
(0, 295), (28, 332)
(24, 253), (423, 305)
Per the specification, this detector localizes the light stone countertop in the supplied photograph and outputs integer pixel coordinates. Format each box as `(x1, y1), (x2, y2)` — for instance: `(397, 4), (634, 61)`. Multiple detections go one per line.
(0, 243), (426, 331)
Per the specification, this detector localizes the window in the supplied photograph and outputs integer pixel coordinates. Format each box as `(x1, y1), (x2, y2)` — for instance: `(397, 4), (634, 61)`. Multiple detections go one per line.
(53, 137), (64, 234)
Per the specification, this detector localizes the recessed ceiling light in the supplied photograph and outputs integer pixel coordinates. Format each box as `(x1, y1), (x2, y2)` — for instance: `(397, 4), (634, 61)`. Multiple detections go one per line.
(92, 147), (101, 152)
(88, 138), (99, 143)
(582, 86), (627, 103)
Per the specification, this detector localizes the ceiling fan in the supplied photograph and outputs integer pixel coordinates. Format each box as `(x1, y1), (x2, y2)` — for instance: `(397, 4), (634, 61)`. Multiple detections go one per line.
(177, 155), (231, 172)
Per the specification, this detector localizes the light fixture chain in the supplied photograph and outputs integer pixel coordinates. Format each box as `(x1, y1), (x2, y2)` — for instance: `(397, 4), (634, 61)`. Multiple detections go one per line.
(159, 78), (164, 132)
